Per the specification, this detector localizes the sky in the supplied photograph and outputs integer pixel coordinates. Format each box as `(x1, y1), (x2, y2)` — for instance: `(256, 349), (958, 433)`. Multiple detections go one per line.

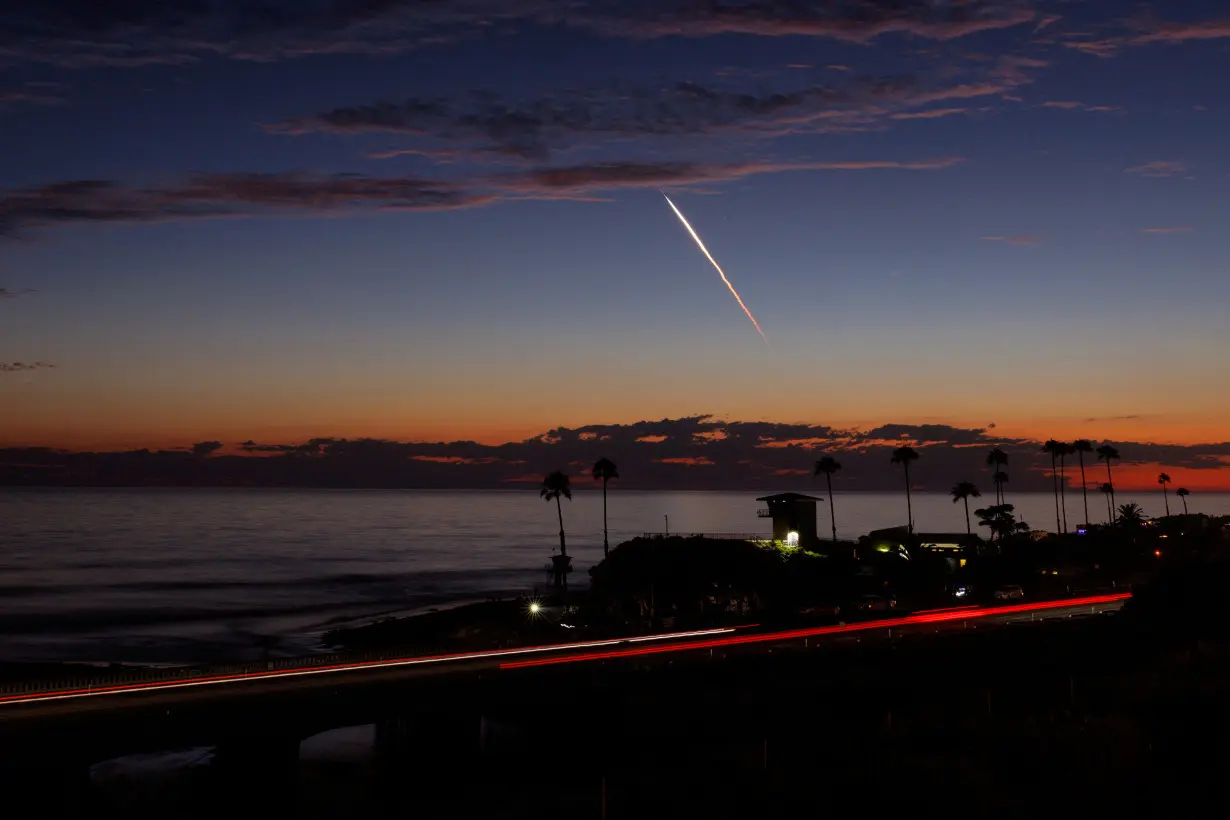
(1, 1), (1228, 487)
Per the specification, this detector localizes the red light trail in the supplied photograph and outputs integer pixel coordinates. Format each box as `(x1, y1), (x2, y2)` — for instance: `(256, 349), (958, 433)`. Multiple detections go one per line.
(0, 593), (1128, 707)
(0, 627), (738, 707)
(499, 593), (1130, 670)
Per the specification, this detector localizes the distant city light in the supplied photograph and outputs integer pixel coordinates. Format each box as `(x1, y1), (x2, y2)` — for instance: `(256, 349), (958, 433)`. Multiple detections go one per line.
(786, 531), (799, 547)
(528, 602), (541, 614)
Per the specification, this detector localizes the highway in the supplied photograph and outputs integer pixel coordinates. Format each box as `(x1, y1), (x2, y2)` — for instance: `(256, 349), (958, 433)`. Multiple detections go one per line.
(0, 592), (1129, 720)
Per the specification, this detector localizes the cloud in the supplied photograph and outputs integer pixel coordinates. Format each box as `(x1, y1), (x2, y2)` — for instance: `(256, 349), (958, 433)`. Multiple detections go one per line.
(584, 1), (1038, 43)
(270, 81), (878, 159)
(0, 2), (1041, 67)
(981, 234), (1041, 246)
(493, 157), (964, 196)
(0, 83), (63, 108)
(1038, 100), (1119, 113)
(0, 288), (35, 299)
(0, 174), (496, 238)
(889, 107), (969, 120)
(272, 52), (1048, 162)
(1140, 226), (1193, 235)
(7, 416), (1228, 491)
(0, 362), (54, 373)
(1124, 160), (1191, 178)
(272, 75), (1006, 160)
(1060, 14), (1230, 59)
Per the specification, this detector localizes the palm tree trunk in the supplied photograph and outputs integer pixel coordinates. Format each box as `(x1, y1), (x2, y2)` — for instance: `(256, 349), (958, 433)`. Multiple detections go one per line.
(1059, 456), (1068, 534)
(1105, 461), (1116, 523)
(963, 496), (971, 535)
(556, 495), (568, 596)
(903, 464), (913, 534)
(1181, 496), (1188, 515)
(1078, 454), (1089, 526)
(826, 473), (837, 543)
(602, 479), (609, 558)
(1051, 454), (1061, 534)
(1162, 485), (1170, 517)
(1105, 493), (1113, 524)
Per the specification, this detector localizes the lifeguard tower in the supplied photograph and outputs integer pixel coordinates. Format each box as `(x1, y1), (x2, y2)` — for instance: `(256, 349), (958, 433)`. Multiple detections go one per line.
(756, 493), (821, 547)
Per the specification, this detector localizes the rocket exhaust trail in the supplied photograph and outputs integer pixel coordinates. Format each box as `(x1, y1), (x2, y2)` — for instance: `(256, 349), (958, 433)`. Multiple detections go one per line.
(662, 194), (769, 346)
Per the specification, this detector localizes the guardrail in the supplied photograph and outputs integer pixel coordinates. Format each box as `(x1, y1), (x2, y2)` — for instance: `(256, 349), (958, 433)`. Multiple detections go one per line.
(0, 642), (461, 700)
(0, 584), (1133, 700)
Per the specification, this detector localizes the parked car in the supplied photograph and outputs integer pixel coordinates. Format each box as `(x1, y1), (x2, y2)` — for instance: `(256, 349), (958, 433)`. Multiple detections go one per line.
(993, 584), (1024, 601)
(856, 593), (896, 612)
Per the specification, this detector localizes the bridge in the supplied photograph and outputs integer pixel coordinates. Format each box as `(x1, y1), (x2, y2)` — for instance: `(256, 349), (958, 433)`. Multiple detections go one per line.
(0, 592), (1130, 812)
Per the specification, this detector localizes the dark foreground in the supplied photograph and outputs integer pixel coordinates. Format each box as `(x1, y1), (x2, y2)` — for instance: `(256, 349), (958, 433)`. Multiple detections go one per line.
(20, 595), (1228, 820)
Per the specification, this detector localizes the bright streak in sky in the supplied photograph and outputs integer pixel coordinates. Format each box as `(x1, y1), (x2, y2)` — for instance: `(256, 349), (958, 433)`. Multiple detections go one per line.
(663, 193), (770, 347)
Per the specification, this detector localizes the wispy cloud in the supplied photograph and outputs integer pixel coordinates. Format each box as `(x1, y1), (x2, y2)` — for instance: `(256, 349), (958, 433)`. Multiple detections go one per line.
(274, 56), (1045, 162)
(889, 107), (970, 120)
(1140, 226), (1194, 235)
(1124, 160), (1191, 178)
(0, 2), (1042, 68)
(0, 362), (54, 373)
(0, 287), (35, 299)
(1060, 14), (1230, 59)
(493, 157), (966, 197)
(981, 234), (1041, 246)
(1038, 100), (1119, 112)
(0, 83), (64, 108)
(0, 175), (497, 238)
(0, 156), (964, 238)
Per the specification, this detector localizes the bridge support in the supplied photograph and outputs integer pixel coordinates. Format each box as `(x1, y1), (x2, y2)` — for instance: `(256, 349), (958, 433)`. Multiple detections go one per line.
(373, 711), (488, 810)
(0, 753), (93, 813)
(210, 731), (301, 808)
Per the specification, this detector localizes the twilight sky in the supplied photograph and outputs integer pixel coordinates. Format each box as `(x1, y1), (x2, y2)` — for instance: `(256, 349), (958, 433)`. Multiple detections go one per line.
(1, 2), (1228, 474)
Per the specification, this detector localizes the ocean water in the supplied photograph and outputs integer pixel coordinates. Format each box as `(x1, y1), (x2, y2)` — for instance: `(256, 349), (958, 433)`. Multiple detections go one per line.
(1, 488), (1225, 664)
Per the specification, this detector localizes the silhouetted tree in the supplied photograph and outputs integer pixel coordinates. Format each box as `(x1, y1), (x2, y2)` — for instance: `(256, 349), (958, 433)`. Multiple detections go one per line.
(1097, 444), (1121, 523)
(1073, 439), (1094, 526)
(993, 471), (1009, 505)
(1058, 441), (1075, 533)
(1099, 483), (1115, 523)
(1041, 440), (1065, 533)
(1117, 502), (1146, 528)
(950, 481), (981, 535)
(975, 503), (1019, 541)
(540, 471), (572, 592)
(813, 455), (842, 543)
(191, 441), (223, 458)
(1175, 487), (1191, 515)
(890, 446), (920, 533)
(1158, 472), (1172, 517)
(592, 458), (619, 558)
(986, 447), (1008, 505)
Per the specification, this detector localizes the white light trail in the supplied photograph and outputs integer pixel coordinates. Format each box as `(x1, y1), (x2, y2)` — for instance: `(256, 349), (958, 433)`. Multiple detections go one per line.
(0, 627), (737, 706)
(662, 193), (769, 346)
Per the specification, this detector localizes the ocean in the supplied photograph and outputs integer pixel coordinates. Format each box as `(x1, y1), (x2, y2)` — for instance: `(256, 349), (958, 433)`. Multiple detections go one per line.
(2, 488), (1224, 664)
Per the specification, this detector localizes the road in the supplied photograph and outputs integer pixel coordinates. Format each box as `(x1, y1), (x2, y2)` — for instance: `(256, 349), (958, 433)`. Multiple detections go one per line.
(0, 592), (1129, 720)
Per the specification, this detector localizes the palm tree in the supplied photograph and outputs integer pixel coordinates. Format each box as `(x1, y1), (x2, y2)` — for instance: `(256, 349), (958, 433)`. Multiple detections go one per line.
(1157, 472), (1172, 517)
(986, 448), (1008, 505)
(1176, 487), (1191, 515)
(1099, 483), (1114, 523)
(1117, 502), (1146, 528)
(813, 455), (842, 543)
(1096, 444), (1120, 523)
(592, 458), (619, 558)
(890, 446), (920, 533)
(540, 471), (572, 592)
(1058, 442), (1075, 533)
(1041, 440), (1064, 534)
(993, 471), (1009, 506)
(950, 481), (981, 535)
(1073, 439), (1094, 526)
